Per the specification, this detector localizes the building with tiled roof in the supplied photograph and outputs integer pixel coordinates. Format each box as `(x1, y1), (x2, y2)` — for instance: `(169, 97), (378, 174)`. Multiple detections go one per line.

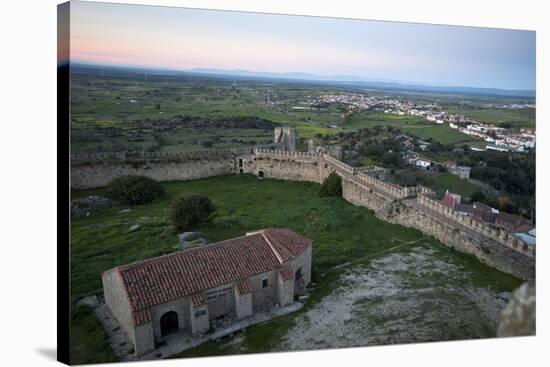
(440, 191), (461, 209)
(102, 228), (312, 356)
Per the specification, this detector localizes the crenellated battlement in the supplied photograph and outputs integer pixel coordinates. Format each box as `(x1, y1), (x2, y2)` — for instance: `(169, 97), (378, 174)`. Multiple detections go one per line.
(253, 148), (320, 159)
(72, 148), (254, 163)
(415, 194), (535, 259)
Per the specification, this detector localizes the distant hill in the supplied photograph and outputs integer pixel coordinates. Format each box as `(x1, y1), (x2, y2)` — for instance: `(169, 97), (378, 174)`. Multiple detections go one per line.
(188, 68), (535, 98)
(71, 63), (536, 98)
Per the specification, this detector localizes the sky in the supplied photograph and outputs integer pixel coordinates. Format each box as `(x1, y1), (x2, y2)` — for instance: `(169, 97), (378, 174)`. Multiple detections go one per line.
(67, 1), (536, 91)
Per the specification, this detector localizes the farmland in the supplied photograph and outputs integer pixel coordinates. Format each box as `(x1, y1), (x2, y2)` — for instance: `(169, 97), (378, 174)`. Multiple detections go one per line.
(72, 66), (534, 154)
(344, 111), (481, 145)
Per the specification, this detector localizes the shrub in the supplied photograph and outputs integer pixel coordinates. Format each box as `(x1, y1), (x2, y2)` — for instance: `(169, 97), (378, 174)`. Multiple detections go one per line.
(105, 175), (165, 205)
(319, 172), (343, 197)
(170, 193), (215, 231)
(470, 191), (486, 203)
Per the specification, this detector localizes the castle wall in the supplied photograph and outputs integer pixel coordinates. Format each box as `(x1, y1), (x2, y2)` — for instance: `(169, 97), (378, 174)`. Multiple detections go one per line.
(249, 150), (325, 183)
(378, 198), (535, 280)
(80, 147), (535, 280)
(71, 157), (236, 189)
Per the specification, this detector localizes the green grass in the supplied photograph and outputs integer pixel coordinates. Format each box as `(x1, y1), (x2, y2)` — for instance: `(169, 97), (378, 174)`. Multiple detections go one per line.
(344, 112), (480, 145)
(70, 73), (348, 153)
(432, 173), (481, 199)
(70, 174), (520, 363)
(70, 175), (428, 302)
(70, 305), (118, 365)
(444, 106), (535, 129)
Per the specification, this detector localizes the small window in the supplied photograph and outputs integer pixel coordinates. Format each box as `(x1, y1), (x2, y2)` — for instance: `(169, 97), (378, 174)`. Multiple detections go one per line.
(239, 168), (243, 174)
(295, 267), (303, 280)
(259, 171), (264, 178)
(239, 159), (243, 167)
(261, 278), (269, 288)
(195, 309), (206, 318)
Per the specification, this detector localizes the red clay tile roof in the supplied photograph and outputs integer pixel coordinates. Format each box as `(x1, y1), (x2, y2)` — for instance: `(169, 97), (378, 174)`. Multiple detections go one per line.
(189, 293), (206, 307)
(278, 266), (294, 280)
(262, 228), (312, 262)
(133, 310), (151, 325)
(235, 280), (252, 295)
(109, 229), (311, 325)
(440, 191), (461, 209)
(496, 212), (526, 227)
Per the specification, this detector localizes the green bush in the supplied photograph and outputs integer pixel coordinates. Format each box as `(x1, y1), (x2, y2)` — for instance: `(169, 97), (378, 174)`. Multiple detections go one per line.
(170, 193), (215, 231)
(319, 172), (343, 197)
(105, 175), (165, 205)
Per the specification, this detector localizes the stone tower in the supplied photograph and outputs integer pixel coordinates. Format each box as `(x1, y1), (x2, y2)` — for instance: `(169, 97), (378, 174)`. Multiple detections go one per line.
(274, 126), (296, 151)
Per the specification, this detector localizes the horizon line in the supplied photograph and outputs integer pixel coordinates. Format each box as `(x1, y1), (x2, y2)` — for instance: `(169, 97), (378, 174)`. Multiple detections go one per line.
(68, 60), (536, 95)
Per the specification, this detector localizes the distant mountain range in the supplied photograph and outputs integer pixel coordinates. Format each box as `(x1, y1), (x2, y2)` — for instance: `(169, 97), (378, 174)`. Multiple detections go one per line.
(188, 68), (535, 98)
(71, 63), (536, 98)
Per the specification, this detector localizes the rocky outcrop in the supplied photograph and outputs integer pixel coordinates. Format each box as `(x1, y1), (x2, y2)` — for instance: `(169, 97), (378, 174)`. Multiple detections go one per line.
(497, 282), (536, 337)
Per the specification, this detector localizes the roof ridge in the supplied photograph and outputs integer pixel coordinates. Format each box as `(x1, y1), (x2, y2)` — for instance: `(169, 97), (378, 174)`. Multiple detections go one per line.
(261, 231), (284, 264)
(118, 232), (266, 272)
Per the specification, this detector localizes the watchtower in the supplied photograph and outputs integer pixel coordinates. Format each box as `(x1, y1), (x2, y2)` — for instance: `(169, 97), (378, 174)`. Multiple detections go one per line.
(274, 126), (296, 151)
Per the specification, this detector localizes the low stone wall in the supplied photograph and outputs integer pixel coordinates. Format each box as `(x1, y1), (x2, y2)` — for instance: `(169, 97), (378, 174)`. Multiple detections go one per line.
(71, 157), (236, 189)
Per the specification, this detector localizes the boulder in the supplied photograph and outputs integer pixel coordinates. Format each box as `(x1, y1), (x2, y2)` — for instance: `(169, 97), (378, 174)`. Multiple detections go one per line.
(178, 232), (208, 249)
(497, 281), (536, 337)
(76, 295), (99, 309)
(179, 232), (203, 241)
(71, 196), (113, 218)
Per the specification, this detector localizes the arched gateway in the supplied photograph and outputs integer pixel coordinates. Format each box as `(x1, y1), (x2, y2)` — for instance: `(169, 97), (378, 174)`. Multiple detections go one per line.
(160, 311), (179, 337)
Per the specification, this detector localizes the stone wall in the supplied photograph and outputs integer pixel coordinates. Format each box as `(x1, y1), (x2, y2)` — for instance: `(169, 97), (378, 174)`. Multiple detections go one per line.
(283, 245), (313, 288)
(84, 148), (534, 280)
(277, 275), (294, 307)
(379, 197), (535, 280)
(71, 157), (235, 189)
(248, 270), (279, 313)
(150, 297), (190, 341)
(102, 269), (136, 348)
(234, 290), (253, 320)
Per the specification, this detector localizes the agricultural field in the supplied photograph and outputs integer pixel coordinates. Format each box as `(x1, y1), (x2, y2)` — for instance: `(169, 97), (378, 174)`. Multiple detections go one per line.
(443, 105), (535, 129)
(344, 111), (481, 145)
(70, 175), (521, 364)
(70, 68), (346, 153)
(73, 67), (524, 154)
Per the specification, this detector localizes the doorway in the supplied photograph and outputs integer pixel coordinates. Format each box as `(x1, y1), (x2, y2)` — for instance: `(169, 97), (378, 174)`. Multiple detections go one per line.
(160, 311), (179, 337)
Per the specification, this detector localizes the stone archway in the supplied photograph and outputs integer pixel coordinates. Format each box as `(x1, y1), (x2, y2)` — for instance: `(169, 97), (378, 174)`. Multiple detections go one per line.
(160, 311), (179, 337)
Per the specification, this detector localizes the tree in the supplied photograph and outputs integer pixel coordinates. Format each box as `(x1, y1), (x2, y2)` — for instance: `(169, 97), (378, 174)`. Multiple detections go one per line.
(106, 175), (165, 205)
(470, 191), (486, 203)
(496, 196), (516, 213)
(170, 193), (216, 231)
(319, 172), (343, 197)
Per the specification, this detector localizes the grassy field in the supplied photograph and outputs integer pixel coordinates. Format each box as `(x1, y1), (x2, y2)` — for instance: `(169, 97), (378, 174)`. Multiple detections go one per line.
(444, 105), (535, 129)
(344, 112), (480, 145)
(70, 72), (344, 153)
(70, 174), (520, 364)
(432, 173), (481, 199)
